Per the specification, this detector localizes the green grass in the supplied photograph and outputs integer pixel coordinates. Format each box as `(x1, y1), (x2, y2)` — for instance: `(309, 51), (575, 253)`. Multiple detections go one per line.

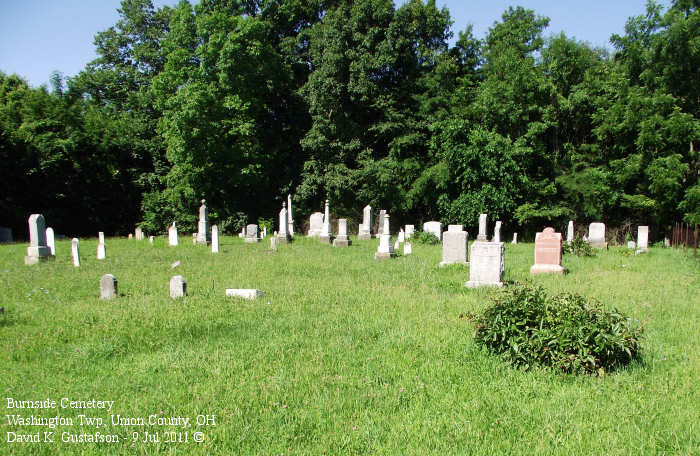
(1, 236), (699, 455)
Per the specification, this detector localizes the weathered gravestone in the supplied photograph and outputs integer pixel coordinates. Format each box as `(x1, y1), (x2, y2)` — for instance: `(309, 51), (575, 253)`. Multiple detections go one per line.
(211, 225), (219, 253)
(376, 210), (387, 237)
(25, 214), (53, 265)
(277, 202), (292, 243)
(320, 199), (334, 244)
(423, 221), (442, 241)
(466, 214), (504, 288)
(71, 238), (80, 267)
(135, 227), (144, 241)
(637, 226), (649, 252)
(287, 194), (294, 236)
(196, 199), (211, 245)
(440, 227), (468, 267)
(588, 222), (607, 249)
(403, 242), (412, 255)
(627, 241), (636, 249)
(493, 221), (502, 243)
(398, 229), (405, 242)
(567, 221), (574, 244)
(100, 274), (118, 300)
(333, 219), (351, 247)
(307, 212), (324, 238)
(270, 236), (278, 252)
(405, 225), (414, 239)
(168, 222), (178, 246)
(530, 227), (564, 275)
(358, 205), (373, 240)
(448, 225), (463, 232)
(170, 275), (187, 299)
(245, 224), (259, 243)
(375, 214), (395, 260)
(46, 227), (55, 255)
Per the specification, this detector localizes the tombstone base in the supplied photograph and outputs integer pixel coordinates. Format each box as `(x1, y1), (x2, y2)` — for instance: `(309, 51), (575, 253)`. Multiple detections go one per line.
(465, 280), (503, 288)
(357, 232), (372, 240)
(440, 260), (468, 267)
(530, 264), (564, 275)
(333, 237), (351, 247)
(277, 234), (292, 243)
(319, 235), (334, 244)
(244, 238), (259, 243)
(24, 254), (54, 265)
(374, 252), (396, 260)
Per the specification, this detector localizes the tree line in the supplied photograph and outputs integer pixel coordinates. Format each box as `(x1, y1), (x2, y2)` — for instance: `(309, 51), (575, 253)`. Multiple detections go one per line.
(1, 0), (698, 240)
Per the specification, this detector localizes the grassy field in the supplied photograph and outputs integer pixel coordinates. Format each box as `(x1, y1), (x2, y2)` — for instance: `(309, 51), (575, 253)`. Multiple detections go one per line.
(1, 235), (699, 455)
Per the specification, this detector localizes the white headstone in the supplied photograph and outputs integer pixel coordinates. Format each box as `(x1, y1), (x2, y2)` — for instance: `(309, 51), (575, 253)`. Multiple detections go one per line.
(287, 194), (294, 235)
(447, 225), (463, 232)
(567, 221), (574, 244)
(440, 230), (469, 267)
(423, 221), (442, 241)
(477, 214), (488, 241)
(511, 233), (517, 244)
(261, 226), (266, 239)
(270, 236), (278, 251)
(278, 202), (291, 242)
(71, 238), (80, 267)
(239, 227), (245, 238)
(245, 224), (259, 243)
(149, 235), (154, 244)
(493, 221), (502, 243)
(394, 239), (400, 250)
(320, 199), (333, 243)
(333, 218), (351, 247)
(376, 210), (387, 237)
(211, 225), (219, 253)
(170, 275), (187, 299)
(225, 289), (265, 299)
(25, 214), (52, 264)
(588, 222), (606, 248)
(405, 225), (414, 239)
(168, 222), (178, 246)
(466, 242), (504, 288)
(358, 205), (373, 240)
(100, 274), (117, 300)
(637, 226), (649, 252)
(196, 199), (210, 245)
(135, 227), (144, 241)
(403, 242), (412, 255)
(375, 215), (395, 260)
(398, 229), (405, 242)
(97, 242), (106, 260)
(98, 232), (105, 244)
(46, 227), (55, 255)
(307, 212), (324, 237)
(627, 241), (636, 249)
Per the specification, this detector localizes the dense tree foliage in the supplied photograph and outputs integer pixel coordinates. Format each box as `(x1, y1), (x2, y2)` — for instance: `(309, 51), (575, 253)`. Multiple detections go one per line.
(1, 0), (698, 240)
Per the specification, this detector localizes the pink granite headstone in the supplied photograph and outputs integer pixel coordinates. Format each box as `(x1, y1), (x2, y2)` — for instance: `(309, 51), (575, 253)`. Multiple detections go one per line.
(530, 227), (564, 275)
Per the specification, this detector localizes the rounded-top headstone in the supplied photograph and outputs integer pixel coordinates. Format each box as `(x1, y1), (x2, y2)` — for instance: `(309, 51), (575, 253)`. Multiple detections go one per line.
(170, 275), (187, 299)
(100, 274), (118, 299)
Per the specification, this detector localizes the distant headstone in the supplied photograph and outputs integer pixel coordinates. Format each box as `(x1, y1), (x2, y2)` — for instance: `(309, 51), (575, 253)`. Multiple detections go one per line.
(0, 227), (12, 243)
(405, 225), (414, 239)
(192, 233), (197, 245)
(447, 225), (463, 232)
(403, 242), (412, 255)
(358, 205), (373, 240)
(493, 221), (502, 243)
(225, 289), (265, 299)
(287, 194), (295, 236)
(245, 224), (259, 243)
(398, 229), (405, 242)
(530, 227), (564, 275)
(211, 225), (219, 253)
(394, 239), (400, 250)
(423, 221), (442, 241)
(170, 275), (187, 299)
(664, 237), (670, 247)
(128, 234), (133, 240)
(637, 226), (649, 252)
(333, 218), (351, 247)
(567, 221), (574, 244)
(588, 222), (607, 249)
(307, 212), (324, 238)
(319, 199), (334, 244)
(376, 210), (387, 237)
(440, 229), (469, 267)
(135, 227), (144, 241)
(512, 233), (518, 244)
(98, 232), (105, 244)
(149, 235), (154, 244)
(277, 202), (292, 243)
(46, 227), (56, 255)
(466, 214), (504, 287)
(261, 226), (266, 239)
(627, 241), (636, 249)
(239, 227), (245, 238)
(270, 236), (278, 251)
(25, 214), (53, 265)
(97, 242), (106, 260)
(100, 274), (118, 300)
(375, 214), (395, 260)
(71, 238), (80, 267)
(168, 222), (178, 246)
(196, 199), (210, 245)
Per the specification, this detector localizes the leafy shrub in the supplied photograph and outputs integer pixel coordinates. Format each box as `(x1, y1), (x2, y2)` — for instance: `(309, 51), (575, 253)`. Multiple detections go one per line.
(470, 283), (642, 374)
(412, 231), (440, 245)
(563, 235), (594, 257)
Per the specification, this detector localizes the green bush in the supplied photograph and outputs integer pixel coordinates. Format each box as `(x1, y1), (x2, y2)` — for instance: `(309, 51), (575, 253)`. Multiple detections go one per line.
(470, 284), (642, 374)
(412, 231), (441, 245)
(563, 235), (594, 257)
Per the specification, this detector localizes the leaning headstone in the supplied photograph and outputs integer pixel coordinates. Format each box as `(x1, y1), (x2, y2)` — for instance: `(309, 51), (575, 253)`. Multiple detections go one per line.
(225, 289), (265, 299)
(168, 222), (178, 246)
(376, 210), (387, 237)
(46, 227), (56, 255)
(277, 202), (292, 243)
(135, 227), (144, 241)
(170, 275), (187, 299)
(447, 225), (463, 232)
(333, 218), (351, 247)
(375, 214), (395, 260)
(637, 226), (649, 252)
(405, 225), (415, 239)
(567, 221), (574, 244)
(588, 222), (607, 249)
(196, 199), (210, 245)
(403, 242), (412, 255)
(100, 274), (118, 300)
(440, 227), (469, 267)
(358, 205), (373, 240)
(307, 212), (324, 237)
(398, 229), (405, 242)
(493, 221), (502, 243)
(245, 224), (259, 243)
(466, 214), (504, 287)
(530, 227), (564, 275)
(287, 194), (295, 236)
(25, 214), (53, 265)
(319, 199), (334, 244)
(211, 225), (219, 253)
(0, 227), (12, 243)
(511, 233), (518, 244)
(71, 238), (80, 267)
(627, 241), (636, 249)
(423, 221), (442, 241)
(97, 241), (106, 260)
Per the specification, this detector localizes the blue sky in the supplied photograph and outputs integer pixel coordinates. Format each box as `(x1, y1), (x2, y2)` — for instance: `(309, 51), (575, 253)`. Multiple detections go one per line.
(0, 0), (668, 88)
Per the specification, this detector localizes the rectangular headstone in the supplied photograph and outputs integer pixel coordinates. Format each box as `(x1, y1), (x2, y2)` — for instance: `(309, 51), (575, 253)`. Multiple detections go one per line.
(588, 222), (607, 249)
(71, 238), (80, 267)
(135, 227), (144, 240)
(245, 224), (259, 243)
(447, 225), (463, 232)
(405, 225), (414, 239)
(637, 226), (649, 252)
(333, 218), (351, 247)
(440, 230), (469, 267)
(100, 274), (118, 299)
(403, 242), (412, 255)
(225, 289), (265, 299)
(307, 212), (324, 237)
(46, 227), (55, 255)
(168, 222), (178, 246)
(466, 239), (504, 287)
(567, 221), (574, 244)
(170, 275), (187, 298)
(211, 225), (219, 253)
(530, 227), (564, 275)
(423, 221), (442, 241)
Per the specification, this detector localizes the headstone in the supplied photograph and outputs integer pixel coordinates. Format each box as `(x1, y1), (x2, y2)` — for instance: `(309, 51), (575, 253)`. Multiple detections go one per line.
(423, 221), (442, 241)
(307, 212), (324, 237)
(170, 275), (187, 299)
(374, 214), (395, 260)
(588, 222), (607, 249)
(270, 236), (278, 252)
(239, 227), (245, 238)
(333, 218), (351, 247)
(128, 234), (133, 240)
(196, 199), (211, 245)
(358, 205), (373, 240)
(0, 227), (12, 243)
(71, 238), (80, 267)
(46, 227), (56, 255)
(466, 214), (504, 287)
(405, 225), (414, 239)
(664, 237), (670, 247)
(277, 202), (292, 243)
(493, 221), (502, 243)
(25, 214), (53, 265)
(168, 222), (178, 246)
(319, 199), (334, 244)
(627, 241), (636, 249)
(97, 242), (106, 260)
(567, 221), (574, 244)
(225, 289), (265, 299)
(398, 229), (405, 242)
(447, 225), (463, 232)
(135, 227), (144, 241)
(100, 274), (118, 300)
(511, 233), (518, 244)
(530, 227), (564, 275)
(476, 214), (488, 241)
(245, 224), (259, 243)
(261, 227), (266, 239)
(637, 226), (649, 252)
(192, 233), (197, 245)
(98, 232), (105, 244)
(440, 228), (469, 267)
(376, 210), (387, 237)
(149, 235), (154, 244)
(211, 225), (219, 253)
(403, 242), (412, 255)
(287, 194), (294, 236)
(394, 239), (400, 250)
